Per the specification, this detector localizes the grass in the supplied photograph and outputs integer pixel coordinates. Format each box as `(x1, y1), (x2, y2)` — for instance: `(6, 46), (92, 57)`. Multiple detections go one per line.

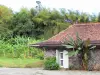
(0, 57), (44, 68)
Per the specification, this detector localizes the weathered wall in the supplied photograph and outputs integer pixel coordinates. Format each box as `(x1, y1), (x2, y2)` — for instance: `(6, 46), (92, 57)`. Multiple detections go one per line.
(44, 48), (100, 70)
(68, 48), (100, 70)
(44, 49), (56, 58)
(69, 54), (82, 69)
(88, 49), (100, 70)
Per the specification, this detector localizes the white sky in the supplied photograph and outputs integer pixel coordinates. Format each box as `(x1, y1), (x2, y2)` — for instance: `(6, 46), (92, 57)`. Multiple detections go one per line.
(0, 0), (100, 14)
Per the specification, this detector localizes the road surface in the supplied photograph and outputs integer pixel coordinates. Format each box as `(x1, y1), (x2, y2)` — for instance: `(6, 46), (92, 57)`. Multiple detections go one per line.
(0, 68), (100, 75)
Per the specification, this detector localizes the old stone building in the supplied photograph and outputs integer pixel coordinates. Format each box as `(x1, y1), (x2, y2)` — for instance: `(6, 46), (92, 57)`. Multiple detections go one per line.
(30, 23), (100, 70)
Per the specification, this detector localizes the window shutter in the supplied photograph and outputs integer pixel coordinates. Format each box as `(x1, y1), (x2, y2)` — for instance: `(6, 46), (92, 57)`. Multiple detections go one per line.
(56, 50), (59, 64)
(63, 50), (69, 68)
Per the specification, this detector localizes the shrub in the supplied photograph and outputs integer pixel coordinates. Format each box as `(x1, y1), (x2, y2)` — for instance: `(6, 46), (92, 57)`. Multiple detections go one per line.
(30, 48), (44, 59)
(35, 51), (44, 60)
(44, 57), (59, 70)
(0, 36), (44, 58)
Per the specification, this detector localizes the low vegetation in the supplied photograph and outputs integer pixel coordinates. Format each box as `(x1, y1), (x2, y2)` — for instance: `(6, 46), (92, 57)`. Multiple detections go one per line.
(0, 36), (44, 59)
(0, 57), (43, 68)
(0, 36), (44, 68)
(44, 57), (59, 70)
(25, 60), (44, 68)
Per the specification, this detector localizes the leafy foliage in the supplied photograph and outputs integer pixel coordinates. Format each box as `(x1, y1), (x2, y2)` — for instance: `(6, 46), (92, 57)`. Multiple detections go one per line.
(63, 33), (96, 70)
(44, 57), (59, 70)
(98, 12), (100, 22)
(0, 5), (13, 38)
(0, 36), (44, 59)
(0, 4), (99, 62)
(0, 4), (100, 39)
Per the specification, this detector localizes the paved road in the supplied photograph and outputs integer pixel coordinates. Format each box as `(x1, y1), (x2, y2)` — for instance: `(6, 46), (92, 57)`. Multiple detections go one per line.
(0, 68), (100, 75)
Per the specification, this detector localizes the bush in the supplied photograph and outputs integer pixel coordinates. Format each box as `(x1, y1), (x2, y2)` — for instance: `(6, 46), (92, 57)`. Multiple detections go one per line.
(35, 51), (44, 60)
(44, 57), (59, 70)
(30, 48), (44, 60)
(0, 36), (44, 58)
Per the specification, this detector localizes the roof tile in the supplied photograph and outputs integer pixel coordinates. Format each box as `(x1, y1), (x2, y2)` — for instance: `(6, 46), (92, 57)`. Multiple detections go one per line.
(31, 23), (100, 46)
(48, 23), (100, 42)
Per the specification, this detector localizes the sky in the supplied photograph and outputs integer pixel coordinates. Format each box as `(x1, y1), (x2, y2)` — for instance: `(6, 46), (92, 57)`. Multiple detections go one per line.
(0, 0), (100, 14)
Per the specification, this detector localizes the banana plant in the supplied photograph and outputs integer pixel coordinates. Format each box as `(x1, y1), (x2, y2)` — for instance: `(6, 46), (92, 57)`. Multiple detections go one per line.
(62, 33), (96, 70)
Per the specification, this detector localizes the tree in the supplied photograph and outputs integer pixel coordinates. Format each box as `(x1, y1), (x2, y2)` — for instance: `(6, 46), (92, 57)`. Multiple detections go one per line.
(36, 1), (42, 12)
(0, 5), (13, 39)
(10, 8), (36, 37)
(79, 13), (90, 23)
(90, 14), (97, 22)
(98, 12), (100, 22)
(1, 4), (100, 40)
(0, 5), (13, 23)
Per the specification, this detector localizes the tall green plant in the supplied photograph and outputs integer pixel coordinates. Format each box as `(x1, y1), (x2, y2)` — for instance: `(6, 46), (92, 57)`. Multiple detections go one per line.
(0, 37), (44, 59)
(63, 33), (96, 70)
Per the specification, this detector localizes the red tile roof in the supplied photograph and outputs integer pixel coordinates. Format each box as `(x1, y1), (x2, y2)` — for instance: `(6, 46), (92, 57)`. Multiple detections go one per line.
(48, 23), (100, 42)
(31, 23), (100, 46)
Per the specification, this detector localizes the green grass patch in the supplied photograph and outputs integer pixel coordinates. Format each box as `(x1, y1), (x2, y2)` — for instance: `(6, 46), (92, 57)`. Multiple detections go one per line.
(25, 60), (44, 68)
(0, 57), (44, 68)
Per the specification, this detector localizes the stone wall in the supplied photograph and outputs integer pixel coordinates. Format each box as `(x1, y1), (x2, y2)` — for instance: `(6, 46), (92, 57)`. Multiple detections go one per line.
(44, 49), (56, 58)
(44, 48), (100, 70)
(68, 49), (100, 70)
(69, 53), (82, 70)
(88, 49), (100, 70)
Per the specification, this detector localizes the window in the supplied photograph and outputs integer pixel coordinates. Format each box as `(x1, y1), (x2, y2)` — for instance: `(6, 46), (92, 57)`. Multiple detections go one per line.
(56, 50), (69, 68)
(60, 53), (63, 59)
(60, 52), (63, 66)
(61, 60), (63, 66)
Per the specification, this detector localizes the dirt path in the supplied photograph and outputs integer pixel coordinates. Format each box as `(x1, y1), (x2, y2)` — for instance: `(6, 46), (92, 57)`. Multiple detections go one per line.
(0, 68), (100, 75)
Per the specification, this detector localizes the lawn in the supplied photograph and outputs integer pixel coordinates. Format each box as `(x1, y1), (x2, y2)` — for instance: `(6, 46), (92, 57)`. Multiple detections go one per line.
(0, 57), (44, 68)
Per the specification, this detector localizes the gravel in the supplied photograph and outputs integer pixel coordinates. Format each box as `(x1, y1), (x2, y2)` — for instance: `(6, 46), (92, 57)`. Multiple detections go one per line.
(0, 68), (100, 75)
